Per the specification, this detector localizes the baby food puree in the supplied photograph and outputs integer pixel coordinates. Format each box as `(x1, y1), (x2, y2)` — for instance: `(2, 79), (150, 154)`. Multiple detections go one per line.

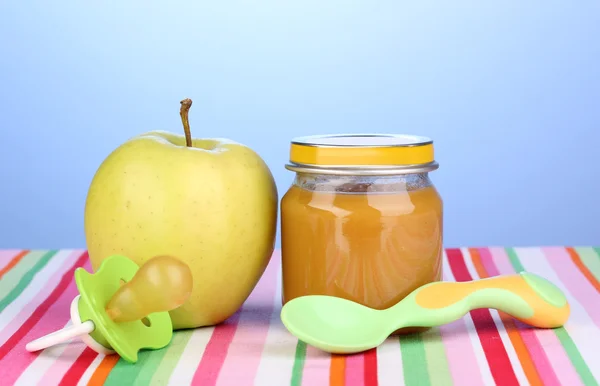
(281, 134), (442, 333)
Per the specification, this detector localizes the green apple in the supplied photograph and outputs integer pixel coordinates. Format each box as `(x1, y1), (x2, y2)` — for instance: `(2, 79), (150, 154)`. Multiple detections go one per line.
(84, 99), (278, 329)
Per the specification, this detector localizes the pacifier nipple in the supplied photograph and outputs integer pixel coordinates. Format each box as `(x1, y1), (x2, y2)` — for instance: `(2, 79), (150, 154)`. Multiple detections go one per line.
(105, 255), (193, 323)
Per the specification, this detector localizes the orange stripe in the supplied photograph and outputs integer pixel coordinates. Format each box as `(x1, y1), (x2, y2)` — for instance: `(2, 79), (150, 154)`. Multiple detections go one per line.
(87, 355), (119, 386)
(469, 248), (544, 386)
(468, 248), (488, 278)
(566, 247), (600, 292)
(329, 354), (346, 386)
(499, 317), (544, 386)
(0, 250), (29, 279)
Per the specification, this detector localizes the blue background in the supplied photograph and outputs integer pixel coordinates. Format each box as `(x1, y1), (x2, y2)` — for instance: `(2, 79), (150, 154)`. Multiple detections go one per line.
(1, 1), (598, 249)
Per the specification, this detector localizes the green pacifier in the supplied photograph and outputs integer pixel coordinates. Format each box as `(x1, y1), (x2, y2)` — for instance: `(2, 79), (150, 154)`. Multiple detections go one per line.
(26, 254), (193, 363)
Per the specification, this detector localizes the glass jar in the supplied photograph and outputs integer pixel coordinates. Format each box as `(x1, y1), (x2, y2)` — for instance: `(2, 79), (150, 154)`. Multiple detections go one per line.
(280, 134), (443, 333)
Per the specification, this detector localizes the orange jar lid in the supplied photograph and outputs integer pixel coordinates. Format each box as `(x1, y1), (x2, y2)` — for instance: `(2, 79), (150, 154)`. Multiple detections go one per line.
(286, 134), (438, 175)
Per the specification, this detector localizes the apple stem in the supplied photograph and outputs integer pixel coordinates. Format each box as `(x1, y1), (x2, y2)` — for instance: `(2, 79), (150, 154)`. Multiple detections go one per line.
(180, 98), (193, 147)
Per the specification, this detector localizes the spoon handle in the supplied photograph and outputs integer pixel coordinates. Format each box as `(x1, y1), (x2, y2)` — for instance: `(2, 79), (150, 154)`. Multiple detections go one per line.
(393, 272), (569, 330)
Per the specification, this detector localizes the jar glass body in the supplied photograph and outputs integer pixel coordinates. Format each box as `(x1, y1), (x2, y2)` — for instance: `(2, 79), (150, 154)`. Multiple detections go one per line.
(280, 172), (443, 321)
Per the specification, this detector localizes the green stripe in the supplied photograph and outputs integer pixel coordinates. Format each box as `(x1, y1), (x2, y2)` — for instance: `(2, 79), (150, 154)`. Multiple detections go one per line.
(104, 352), (151, 386)
(132, 351), (165, 386)
(105, 330), (195, 386)
(0, 250), (57, 312)
(290, 340), (306, 386)
(593, 247), (600, 259)
(422, 329), (452, 386)
(505, 247), (525, 272)
(554, 328), (599, 386)
(149, 330), (194, 386)
(506, 247), (598, 386)
(131, 330), (193, 386)
(399, 334), (431, 386)
(575, 247), (600, 282)
(0, 250), (46, 296)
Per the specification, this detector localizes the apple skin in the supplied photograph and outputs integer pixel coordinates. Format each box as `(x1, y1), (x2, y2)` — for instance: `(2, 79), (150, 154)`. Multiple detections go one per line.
(84, 130), (278, 329)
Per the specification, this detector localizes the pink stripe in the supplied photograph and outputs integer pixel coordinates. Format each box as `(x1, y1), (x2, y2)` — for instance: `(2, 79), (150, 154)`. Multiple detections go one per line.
(215, 252), (281, 386)
(479, 248), (561, 386)
(301, 345), (331, 386)
(542, 247), (600, 329)
(0, 260), (92, 385)
(489, 247), (519, 277)
(527, 328), (583, 386)
(41, 341), (88, 384)
(344, 353), (365, 386)
(193, 312), (241, 385)
(0, 250), (83, 345)
(0, 250), (21, 270)
(438, 271), (485, 386)
(489, 247), (583, 386)
(514, 320), (561, 386)
(478, 248), (502, 277)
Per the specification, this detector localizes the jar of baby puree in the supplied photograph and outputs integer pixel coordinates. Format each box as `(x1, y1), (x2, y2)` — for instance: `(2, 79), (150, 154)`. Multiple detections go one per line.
(280, 134), (443, 333)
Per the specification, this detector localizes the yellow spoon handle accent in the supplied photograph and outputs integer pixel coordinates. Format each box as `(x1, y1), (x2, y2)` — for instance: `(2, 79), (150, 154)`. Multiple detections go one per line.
(397, 272), (569, 329)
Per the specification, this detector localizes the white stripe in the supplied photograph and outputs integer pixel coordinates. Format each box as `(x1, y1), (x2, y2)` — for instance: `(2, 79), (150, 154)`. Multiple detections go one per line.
(77, 354), (104, 386)
(14, 321), (71, 386)
(377, 251), (456, 386)
(460, 248), (528, 386)
(0, 250), (77, 345)
(376, 335), (404, 386)
(0, 249), (73, 326)
(515, 247), (600, 381)
(42, 339), (89, 383)
(253, 266), (298, 385)
(445, 250), (495, 386)
(166, 326), (215, 385)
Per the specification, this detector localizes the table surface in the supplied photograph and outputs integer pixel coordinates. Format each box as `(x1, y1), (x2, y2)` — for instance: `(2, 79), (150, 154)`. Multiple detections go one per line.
(0, 247), (598, 386)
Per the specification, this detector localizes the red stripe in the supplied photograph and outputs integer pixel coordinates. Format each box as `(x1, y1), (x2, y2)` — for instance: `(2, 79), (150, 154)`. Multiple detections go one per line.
(446, 248), (519, 386)
(363, 348), (378, 386)
(191, 311), (242, 385)
(58, 347), (98, 386)
(0, 251), (89, 360)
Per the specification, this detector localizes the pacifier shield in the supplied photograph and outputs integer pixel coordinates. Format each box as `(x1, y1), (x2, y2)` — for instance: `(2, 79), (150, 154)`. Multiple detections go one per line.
(74, 254), (173, 363)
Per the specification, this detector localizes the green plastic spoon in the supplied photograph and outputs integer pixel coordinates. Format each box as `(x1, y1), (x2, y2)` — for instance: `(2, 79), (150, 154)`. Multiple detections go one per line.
(280, 272), (570, 354)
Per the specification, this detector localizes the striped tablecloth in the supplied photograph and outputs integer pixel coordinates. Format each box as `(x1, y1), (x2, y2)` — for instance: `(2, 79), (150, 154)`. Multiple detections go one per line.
(0, 247), (598, 386)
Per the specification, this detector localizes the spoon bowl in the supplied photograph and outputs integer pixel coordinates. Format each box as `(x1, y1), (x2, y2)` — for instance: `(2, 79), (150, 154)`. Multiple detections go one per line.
(281, 295), (389, 353)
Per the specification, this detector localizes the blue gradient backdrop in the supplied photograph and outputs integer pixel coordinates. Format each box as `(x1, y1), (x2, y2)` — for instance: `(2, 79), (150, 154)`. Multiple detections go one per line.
(1, 1), (599, 249)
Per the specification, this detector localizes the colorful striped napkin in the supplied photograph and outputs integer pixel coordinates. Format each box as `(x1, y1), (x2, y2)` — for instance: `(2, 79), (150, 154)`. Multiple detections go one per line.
(0, 247), (598, 385)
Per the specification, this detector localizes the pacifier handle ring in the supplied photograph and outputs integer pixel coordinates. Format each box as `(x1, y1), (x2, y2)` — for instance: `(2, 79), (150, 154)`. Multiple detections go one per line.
(25, 320), (95, 352)
(25, 295), (105, 353)
(70, 295), (115, 355)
